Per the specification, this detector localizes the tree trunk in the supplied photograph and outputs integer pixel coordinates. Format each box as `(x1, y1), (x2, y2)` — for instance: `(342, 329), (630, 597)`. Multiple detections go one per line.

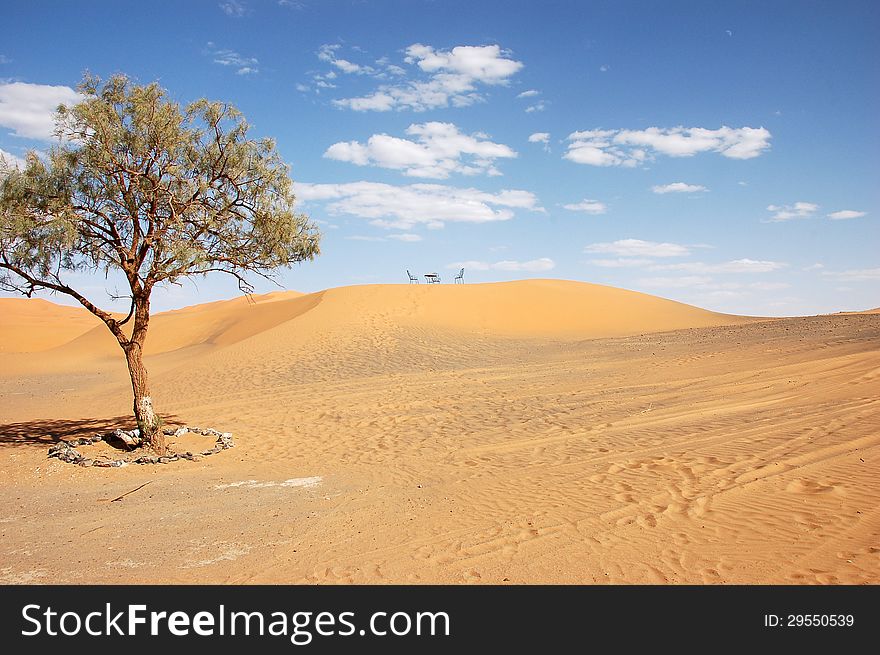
(123, 341), (165, 454)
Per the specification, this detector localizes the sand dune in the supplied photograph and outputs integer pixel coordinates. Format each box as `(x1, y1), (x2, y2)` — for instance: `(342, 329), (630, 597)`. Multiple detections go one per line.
(840, 307), (880, 315)
(1, 280), (743, 359)
(0, 298), (105, 353)
(62, 289), (314, 358)
(0, 280), (878, 585)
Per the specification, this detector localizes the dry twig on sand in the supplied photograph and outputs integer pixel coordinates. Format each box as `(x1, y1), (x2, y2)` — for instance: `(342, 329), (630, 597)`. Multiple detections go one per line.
(100, 481), (153, 503)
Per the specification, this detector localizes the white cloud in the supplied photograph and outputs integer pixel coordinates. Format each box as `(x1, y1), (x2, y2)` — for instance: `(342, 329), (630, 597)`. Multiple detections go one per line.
(324, 122), (516, 179)
(0, 55), (11, 65)
(650, 259), (786, 274)
(448, 260), (491, 271)
(821, 268), (880, 282)
(296, 181), (542, 230)
(333, 59), (362, 74)
(584, 239), (691, 258)
(207, 43), (259, 75)
(406, 43), (522, 80)
(333, 43), (522, 112)
(589, 258), (653, 268)
(517, 89), (540, 98)
(765, 202), (818, 222)
(346, 233), (422, 243)
(585, 248), (786, 278)
(317, 43), (342, 63)
(525, 101), (546, 113)
(599, 64), (610, 72)
(0, 82), (82, 140)
(637, 276), (714, 288)
(565, 125), (772, 167)
(651, 182), (708, 194)
(803, 263), (824, 271)
(317, 44), (376, 76)
(494, 258), (555, 272)
(563, 199), (607, 215)
(337, 93), (396, 111)
(723, 259), (786, 273)
(219, 0), (249, 17)
(827, 209), (867, 220)
(637, 278), (789, 292)
(749, 282), (791, 291)
(447, 258), (555, 272)
(528, 132), (550, 152)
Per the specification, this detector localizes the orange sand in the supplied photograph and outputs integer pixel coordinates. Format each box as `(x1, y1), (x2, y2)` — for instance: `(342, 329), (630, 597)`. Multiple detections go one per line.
(1, 280), (878, 584)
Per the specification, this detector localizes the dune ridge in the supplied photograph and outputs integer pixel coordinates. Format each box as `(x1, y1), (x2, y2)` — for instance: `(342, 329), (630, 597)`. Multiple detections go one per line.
(0, 280), (746, 359)
(0, 298), (106, 353)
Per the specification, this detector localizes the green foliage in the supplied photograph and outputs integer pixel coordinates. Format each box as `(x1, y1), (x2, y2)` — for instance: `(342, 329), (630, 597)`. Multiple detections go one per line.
(0, 73), (321, 319)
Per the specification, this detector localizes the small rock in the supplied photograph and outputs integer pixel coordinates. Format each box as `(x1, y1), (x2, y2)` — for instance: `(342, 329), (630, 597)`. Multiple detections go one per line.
(94, 459), (119, 468)
(79, 459), (94, 467)
(113, 428), (141, 448)
(59, 449), (82, 463)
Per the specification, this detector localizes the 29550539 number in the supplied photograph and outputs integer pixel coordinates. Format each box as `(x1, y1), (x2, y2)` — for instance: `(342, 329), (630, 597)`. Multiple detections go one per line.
(787, 614), (853, 627)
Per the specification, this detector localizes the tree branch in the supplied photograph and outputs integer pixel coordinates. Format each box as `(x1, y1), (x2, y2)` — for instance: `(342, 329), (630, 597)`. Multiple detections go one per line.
(0, 256), (128, 345)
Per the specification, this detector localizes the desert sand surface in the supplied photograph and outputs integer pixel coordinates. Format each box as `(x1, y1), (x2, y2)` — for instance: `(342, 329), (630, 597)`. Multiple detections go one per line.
(0, 279), (878, 584)
(0, 298), (106, 353)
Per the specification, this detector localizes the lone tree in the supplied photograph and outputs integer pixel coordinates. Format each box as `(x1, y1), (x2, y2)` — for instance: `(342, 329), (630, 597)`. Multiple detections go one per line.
(0, 75), (321, 454)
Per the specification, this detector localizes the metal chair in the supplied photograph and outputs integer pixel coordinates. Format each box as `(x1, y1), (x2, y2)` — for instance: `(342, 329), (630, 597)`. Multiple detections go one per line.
(425, 273), (441, 284)
(454, 268), (465, 284)
(407, 270), (419, 284)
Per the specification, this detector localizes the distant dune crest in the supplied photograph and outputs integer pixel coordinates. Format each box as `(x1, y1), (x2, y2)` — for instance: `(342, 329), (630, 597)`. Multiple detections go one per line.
(0, 280), (745, 356)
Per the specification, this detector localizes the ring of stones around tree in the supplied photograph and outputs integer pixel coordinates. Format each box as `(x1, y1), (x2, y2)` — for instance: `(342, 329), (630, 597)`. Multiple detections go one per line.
(47, 426), (234, 467)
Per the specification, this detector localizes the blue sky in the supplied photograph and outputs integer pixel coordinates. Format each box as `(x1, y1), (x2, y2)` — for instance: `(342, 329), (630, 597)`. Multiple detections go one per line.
(1, 0), (877, 315)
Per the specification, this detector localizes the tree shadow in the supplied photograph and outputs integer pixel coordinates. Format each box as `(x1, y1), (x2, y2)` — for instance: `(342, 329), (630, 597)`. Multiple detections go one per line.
(0, 415), (184, 449)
